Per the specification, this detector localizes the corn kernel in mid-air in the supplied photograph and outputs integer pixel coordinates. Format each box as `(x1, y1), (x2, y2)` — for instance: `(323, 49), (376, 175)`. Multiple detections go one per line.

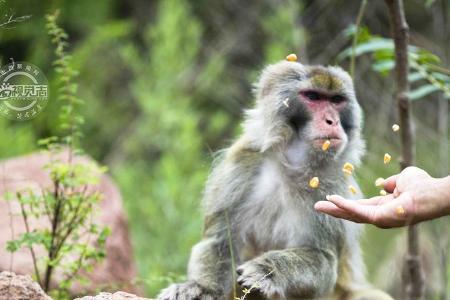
(342, 169), (352, 176)
(343, 162), (354, 171)
(342, 162), (354, 175)
(349, 185), (357, 194)
(322, 140), (331, 151)
(286, 53), (298, 62)
(380, 190), (387, 196)
(384, 153), (392, 164)
(392, 124), (400, 132)
(309, 177), (319, 188)
(396, 205), (405, 215)
(375, 177), (385, 187)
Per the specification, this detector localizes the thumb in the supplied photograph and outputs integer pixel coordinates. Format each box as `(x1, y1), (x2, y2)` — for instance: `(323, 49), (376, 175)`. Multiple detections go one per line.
(383, 174), (399, 193)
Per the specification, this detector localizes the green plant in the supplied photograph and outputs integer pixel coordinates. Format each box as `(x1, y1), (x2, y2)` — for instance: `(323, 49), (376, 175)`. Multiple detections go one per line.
(5, 10), (110, 299)
(0, 0), (30, 29)
(111, 0), (229, 294)
(339, 26), (450, 101)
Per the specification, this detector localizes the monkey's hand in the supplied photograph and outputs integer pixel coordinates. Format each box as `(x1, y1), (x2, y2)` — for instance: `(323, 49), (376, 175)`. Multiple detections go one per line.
(237, 248), (337, 299)
(157, 281), (224, 300)
(236, 259), (283, 299)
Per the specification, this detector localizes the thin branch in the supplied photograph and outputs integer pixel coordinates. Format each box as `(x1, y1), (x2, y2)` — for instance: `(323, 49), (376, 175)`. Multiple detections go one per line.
(43, 179), (61, 292)
(61, 213), (95, 285)
(0, 13), (30, 28)
(384, 1), (424, 300)
(3, 163), (14, 273)
(424, 63), (450, 76)
(410, 60), (450, 97)
(39, 185), (52, 225)
(53, 198), (89, 256)
(17, 193), (42, 286)
(6, 199), (14, 272)
(350, 0), (368, 78)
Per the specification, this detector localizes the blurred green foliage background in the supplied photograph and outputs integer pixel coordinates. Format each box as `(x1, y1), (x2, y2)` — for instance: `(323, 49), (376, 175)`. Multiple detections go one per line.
(0, 0), (449, 298)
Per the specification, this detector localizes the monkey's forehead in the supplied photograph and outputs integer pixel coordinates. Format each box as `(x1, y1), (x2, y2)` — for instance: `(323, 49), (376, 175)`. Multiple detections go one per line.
(303, 66), (352, 93)
(255, 61), (354, 97)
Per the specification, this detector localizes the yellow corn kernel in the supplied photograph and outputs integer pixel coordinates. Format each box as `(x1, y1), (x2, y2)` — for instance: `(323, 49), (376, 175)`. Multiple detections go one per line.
(396, 205), (405, 215)
(349, 185), (357, 194)
(309, 177), (319, 188)
(342, 169), (352, 176)
(375, 177), (385, 187)
(343, 162), (354, 171)
(286, 53), (298, 62)
(384, 153), (392, 164)
(392, 124), (400, 132)
(379, 190), (387, 196)
(322, 140), (331, 151)
(342, 162), (354, 175)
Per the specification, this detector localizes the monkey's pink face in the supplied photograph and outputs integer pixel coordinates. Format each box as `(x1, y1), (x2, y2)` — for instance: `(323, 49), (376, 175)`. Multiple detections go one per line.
(299, 90), (348, 151)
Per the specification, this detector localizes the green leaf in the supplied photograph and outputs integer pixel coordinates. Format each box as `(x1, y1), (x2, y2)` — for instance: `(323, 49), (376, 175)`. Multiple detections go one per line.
(338, 36), (420, 62)
(409, 84), (440, 101)
(431, 72), (450, 82)
(338, 38), (394, 61)
(416, 49), (441, 65)
(6, 240), (20, 252)
(3, 192), (14, 201)
(408, 72), (425, 83)
(38, 136), (58, 147)
(342, 24), (372, 43)
(372, 60), (394, 74)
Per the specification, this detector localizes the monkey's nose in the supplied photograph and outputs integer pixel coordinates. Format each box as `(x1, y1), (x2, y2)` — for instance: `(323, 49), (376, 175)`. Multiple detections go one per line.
(325, 116), (340, 126)
(327, 118), (341, 126)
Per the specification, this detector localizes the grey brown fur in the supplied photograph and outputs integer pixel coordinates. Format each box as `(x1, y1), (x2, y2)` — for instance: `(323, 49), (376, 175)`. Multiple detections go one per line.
(157, 61), (393, 300)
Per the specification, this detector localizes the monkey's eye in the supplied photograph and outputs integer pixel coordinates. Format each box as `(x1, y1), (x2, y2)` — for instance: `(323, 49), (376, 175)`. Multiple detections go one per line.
(330, 95), (345, 103)
(303, 91), (320, 101)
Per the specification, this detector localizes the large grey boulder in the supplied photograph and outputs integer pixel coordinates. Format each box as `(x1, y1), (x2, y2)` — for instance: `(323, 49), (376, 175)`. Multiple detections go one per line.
(0, 271), (52, 300)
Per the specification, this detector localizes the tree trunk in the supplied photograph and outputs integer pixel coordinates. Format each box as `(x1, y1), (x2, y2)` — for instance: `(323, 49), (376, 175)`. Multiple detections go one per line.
(384, 1), (425, 300)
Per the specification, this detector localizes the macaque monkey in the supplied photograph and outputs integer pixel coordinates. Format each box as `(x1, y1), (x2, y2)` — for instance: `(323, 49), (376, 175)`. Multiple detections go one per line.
(158, 61), (393, 300)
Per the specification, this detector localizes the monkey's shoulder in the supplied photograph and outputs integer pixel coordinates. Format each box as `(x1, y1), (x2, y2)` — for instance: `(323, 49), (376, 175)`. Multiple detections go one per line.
(224, 136), (262, 163)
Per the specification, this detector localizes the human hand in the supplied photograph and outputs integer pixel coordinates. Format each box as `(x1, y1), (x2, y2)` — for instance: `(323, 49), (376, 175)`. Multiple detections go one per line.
(314, 167), (450, 228)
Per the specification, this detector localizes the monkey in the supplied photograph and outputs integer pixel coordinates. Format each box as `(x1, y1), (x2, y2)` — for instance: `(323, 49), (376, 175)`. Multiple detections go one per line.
(157, 61), (394, 300)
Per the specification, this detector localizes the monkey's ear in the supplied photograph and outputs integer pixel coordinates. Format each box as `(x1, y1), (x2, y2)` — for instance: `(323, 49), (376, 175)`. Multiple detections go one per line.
(254, 61), (304, 98)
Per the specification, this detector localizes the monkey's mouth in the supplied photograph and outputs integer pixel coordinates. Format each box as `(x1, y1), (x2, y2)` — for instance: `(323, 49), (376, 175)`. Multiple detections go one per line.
(312, 137), (342, 149)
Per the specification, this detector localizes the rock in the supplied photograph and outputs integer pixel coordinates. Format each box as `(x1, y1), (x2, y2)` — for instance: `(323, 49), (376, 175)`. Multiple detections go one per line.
(0, 271), (52, 300)
(75, 291), (150, 300)
(0, 150), (140, 296)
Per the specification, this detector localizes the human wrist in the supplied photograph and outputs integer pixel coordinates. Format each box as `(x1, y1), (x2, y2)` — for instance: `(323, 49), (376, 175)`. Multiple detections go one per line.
(437, 176), (450, 214)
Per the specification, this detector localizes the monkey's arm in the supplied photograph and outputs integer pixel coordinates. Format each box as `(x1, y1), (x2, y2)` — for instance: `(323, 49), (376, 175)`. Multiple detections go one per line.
(185, 145), (260, 295)
(158, 145), (258, 300)
(157, 215), (234, 300)
(237, 246), (338, 299)
(186, 212), (235, 295)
